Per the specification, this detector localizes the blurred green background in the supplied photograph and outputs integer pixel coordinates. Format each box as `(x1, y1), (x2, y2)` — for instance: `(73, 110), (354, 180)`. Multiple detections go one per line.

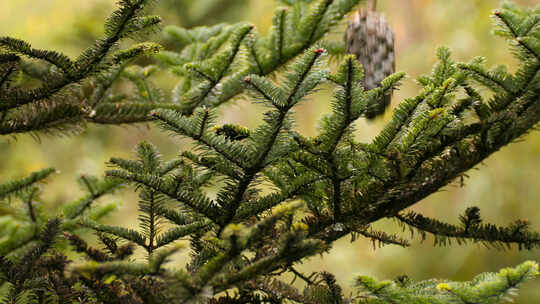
(1, 0), (539, 302)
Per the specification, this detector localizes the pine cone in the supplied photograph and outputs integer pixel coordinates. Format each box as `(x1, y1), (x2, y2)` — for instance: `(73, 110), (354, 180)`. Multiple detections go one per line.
(345, 7), (395, 118)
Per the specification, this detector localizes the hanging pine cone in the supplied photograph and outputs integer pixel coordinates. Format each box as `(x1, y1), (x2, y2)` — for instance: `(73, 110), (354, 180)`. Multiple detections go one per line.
(345, 3), (395, 118)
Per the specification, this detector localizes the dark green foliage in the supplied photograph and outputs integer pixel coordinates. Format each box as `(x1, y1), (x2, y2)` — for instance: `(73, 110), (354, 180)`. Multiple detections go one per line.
(0, 0), (169, 136)
(89, 2), (540, 298)
(157, 0), (363, 114)
(0, 219), (65, 304)
(0, 171), (122, 258)
(1, 0), (364, 137)
(2, 1), (540, 304)
(88, 141), (215, 254)
(396, 207), (540, 250)
(0, 168), (55, 201)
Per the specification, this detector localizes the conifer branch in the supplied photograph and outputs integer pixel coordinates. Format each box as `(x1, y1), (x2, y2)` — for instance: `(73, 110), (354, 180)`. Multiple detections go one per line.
(354, 261), (539, 304)
(395, 208), (540, 250)
(0, 168), (56, 201)
(357, 227), (411, 249)
(64, 175), (124, 220)
(64, 232), (112, 262)
(151, 108), (248, 170)
(158, 0), (362, 114)
(106, 169), (222, 224)
(2, 2), (540, 304)
(0, 0), (163, 137)
(219, 48), (327, 229)
(305, 10), (540, 244)
(0, 218), (63, 301)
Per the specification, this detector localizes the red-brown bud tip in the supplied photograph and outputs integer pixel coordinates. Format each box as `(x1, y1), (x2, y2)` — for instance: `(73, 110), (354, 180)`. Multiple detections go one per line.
(314, 48), (325, 55)
(244, 77), (251, 83)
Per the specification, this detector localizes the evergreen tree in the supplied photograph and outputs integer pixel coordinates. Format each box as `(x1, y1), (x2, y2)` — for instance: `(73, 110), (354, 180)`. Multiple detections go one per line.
(1, 1), (540, 303)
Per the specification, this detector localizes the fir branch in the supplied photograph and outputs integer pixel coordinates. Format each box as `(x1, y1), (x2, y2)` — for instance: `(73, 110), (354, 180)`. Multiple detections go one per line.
(289, 267), (316, 285)
(23, 187), (39, 223)
(494, 9), (540, 61)
(64, 232), (112, 262)
(75, 0), (159, 76)
(74, 260), (151, 278)
(151, 108), (248, 170)
(139, 189), (163, 253)
(215, 233), (324, 293)
(63, 175), (124, 220)
(395, 209), (540, 250)
(155, 220), (211, 248)
(219, 48), (327, 229)
(258, 278), (306, 303)
(0, 37), (74, 76)
(160, 0), (362, 113)
(80, 219), (147, 248)
(307, 7), (540, 244)
(180, 24), (254, 111)
(1, 3), (540, 304)
(354, 261), (539, 304)
(90, 103), (186, 125)
(105, 169), (222, 224)
(0, 0), (163, 137)
(0, 168), (56, 201)
(148, 244), (184, 274)
(356, 227), (411, 249)
(16, 218), (61, 280)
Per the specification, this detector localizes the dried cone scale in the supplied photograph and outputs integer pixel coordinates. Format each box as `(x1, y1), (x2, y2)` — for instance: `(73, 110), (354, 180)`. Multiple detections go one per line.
(345, 0), (395, 118)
